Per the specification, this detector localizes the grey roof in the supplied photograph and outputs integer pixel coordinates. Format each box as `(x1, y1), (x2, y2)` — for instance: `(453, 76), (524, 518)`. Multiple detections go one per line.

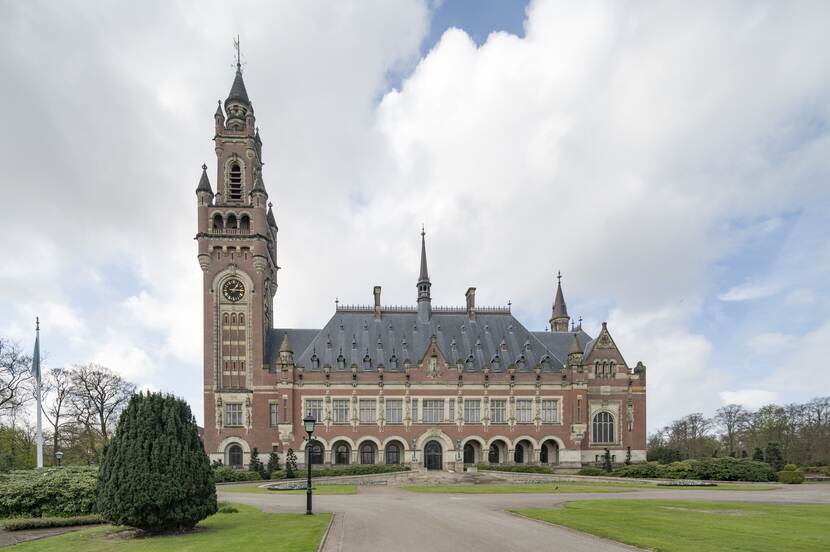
(226, 68), (251, 106)
(551, 281), (568, 319)
(267, 204), (277, 227)
(287, 309), (593, 374)
(252, 171), (267, 195)
(196, 164), (212, 194)
(532, 330), (592, 362)
(268, 329), (319, 365)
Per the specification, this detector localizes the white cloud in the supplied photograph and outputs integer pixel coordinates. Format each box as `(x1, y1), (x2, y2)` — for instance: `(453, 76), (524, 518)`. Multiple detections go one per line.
(719, 389), (778, 409)
(718, 281), (781, 302)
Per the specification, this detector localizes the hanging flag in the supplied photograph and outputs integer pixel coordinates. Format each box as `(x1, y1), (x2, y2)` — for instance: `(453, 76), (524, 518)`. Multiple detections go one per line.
(32, 317), (41, 381)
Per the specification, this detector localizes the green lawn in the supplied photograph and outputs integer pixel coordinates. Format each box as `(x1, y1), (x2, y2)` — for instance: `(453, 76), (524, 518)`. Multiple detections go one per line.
(11, 504), (331, 552)
(220, 484), (357, 495)
(513, 500), (830, 552)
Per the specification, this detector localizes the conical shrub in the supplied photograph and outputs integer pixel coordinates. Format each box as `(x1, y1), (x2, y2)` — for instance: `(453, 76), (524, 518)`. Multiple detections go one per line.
(97, 392), (217, 532)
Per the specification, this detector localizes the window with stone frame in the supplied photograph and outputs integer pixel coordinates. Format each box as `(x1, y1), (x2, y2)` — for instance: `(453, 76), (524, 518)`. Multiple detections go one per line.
(516, 399), (533, 423)
(333, 399), (350, 424)
(464, 399), (481, 423)
(541, 399), (559, 423)
(422, 400), (444, 423)
(592, 411), (615, 443)
(221, 311), (246, 389)
(490, 399), (506, 423)
(359, 399), (377, 424)
(411, 398), (419, 423)
(305, 399), (323, 423)
(269, 402), (278, 427)
(386, 399), (402, 423)
(448, 399), (455, 422)
(228, 161), (243, 201)
(224, 403), (243, 427)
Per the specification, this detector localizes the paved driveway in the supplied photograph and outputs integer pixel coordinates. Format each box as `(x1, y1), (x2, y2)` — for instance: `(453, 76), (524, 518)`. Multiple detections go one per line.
(219, 484), (830, 552)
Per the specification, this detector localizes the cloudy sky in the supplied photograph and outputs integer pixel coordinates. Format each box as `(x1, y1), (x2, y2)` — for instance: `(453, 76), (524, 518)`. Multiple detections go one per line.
(2, 0), (829, 429)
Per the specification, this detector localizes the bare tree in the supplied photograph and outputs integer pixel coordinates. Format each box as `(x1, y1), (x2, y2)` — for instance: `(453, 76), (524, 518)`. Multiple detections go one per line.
(69, 364), (135, 443)
(41, 367), (73, 462)
(715, 404), (748, 456)
(0, 338), (32, 418)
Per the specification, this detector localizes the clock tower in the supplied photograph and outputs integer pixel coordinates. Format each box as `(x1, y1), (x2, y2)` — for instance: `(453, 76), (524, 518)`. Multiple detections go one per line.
(195, 58), (278, 458)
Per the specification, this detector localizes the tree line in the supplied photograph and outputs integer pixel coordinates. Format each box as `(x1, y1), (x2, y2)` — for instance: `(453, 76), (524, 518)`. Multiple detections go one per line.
(648, 398), (830, 466)
(0, 336), (135, 470)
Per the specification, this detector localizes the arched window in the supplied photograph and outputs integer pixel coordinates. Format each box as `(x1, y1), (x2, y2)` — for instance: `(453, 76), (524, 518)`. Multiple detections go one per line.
(228, 162), (243, 201)
(336, 354), (346, 371)
(540, 446), (548, 463)
(463, 443), (476, 464)
(593, 412), (615, 443)
(360, 443), (376, 465)
(385, 442), (401, 465)
(239, 214), (250, 232)
(334, 443), (350, 465)
(213, 213), (224, 231)
(307, 441), (324, 465)
(227, 444), (243, 468)
(362, 355), (372, 371)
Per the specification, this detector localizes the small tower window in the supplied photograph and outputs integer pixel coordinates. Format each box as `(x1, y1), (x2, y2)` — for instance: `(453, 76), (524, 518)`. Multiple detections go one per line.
(228, 162), (243, 201)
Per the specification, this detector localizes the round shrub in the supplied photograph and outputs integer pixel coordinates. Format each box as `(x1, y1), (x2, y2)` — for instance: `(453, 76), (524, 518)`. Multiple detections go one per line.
(782, 464), (798, 472)
(97, 392), (217, 532)
(777, 470), (805, 484)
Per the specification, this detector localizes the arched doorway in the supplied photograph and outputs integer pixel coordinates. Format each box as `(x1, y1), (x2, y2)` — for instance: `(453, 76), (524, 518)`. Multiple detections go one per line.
(540, 439), (560, 465)
(307, 440), (324, 465)
(424, 440), (443, 470)
(359, 442), (377, 465)
(514, 439), (533, 464)
(488, 439), (508, 464)
(333, 441), (351, 465)
(226, 444), (243, 468)
(463, 443), (475, 464)
(385, 441), (403, 465)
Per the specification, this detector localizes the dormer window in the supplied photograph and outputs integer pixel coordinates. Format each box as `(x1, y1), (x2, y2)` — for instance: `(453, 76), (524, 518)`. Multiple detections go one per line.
(363, 354), (372, 371)
(388, 355), (398, 371)
(228, 162), (243, 201)
(336, 354), (346, 371)
(310, 353), (320, 371)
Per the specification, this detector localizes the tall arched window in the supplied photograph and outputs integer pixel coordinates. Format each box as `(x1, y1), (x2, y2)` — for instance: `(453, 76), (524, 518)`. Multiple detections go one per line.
(307, 441), (324, 465)
(593, 412), (615, 443)
(360, 443), (376, 465)
(227, 444), (243, 468)
(228, 162), (243, 201)
(385, 442), (401, 465)
(334, 443), (350, 465)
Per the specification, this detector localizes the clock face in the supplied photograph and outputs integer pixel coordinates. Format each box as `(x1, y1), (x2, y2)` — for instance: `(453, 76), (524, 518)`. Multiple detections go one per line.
(222, 278), (245, 302)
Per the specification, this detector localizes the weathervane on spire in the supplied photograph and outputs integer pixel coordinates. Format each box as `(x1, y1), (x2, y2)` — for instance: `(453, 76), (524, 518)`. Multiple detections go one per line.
(421, 223), (425, 237)
(557, 270), (562, 285)
(233, 34), (244, 72)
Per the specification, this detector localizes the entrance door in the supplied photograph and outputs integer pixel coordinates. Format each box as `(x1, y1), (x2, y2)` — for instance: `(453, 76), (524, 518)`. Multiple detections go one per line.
(424, 440), (443, 470)
(463, 443), (475, 464)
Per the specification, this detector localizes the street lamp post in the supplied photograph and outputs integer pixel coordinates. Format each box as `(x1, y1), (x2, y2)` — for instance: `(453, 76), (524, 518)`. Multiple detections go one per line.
(303, 413), (316, 515)
(55, 451), (63, 467)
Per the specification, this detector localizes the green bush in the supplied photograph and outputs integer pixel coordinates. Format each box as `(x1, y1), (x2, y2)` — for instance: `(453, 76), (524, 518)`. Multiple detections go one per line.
(611, 458), (775, 482)
(577, 467), (606, 476)
(0, 467), (98, 518)
(281, 464), (410, 479)
(3, 515), (104, 531)
(647, 446), (682, 464)
(782, 464), (798, 472)
(97, 392), (217, 532)
(214, 466), (262, 483)
(476, 464), (554, 474)
(777, 470), (805, 484)
(216, 502), (239, 514)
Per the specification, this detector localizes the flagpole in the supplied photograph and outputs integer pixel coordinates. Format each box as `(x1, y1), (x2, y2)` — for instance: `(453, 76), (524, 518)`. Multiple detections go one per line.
(34, 317), (43, 469)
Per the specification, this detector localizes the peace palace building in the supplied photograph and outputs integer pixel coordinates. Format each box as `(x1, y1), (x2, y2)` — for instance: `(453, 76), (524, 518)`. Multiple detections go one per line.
(196, 63), (648, 471)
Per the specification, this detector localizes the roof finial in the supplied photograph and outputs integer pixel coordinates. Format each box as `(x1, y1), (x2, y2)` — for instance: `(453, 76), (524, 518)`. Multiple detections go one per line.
(35, 316), (39, 331)
(557, 270), (562, 285)
(421, 223), (425, 237)
(233, 34), (242, 71)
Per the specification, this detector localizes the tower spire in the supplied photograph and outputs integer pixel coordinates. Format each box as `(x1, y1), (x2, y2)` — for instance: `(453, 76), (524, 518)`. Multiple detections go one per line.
(416, 226), (431, 321)
(550, 271), (570, 332)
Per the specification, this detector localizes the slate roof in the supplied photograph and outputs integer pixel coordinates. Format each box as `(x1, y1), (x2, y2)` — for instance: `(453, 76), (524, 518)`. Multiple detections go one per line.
(273, 310), (593, 374)
(226, 68), (251, 106)
(196, 164), (212, 194)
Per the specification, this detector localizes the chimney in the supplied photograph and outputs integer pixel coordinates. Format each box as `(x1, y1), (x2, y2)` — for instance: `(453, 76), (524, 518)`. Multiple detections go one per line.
(465, 287), (476, 320)
(373, 286), (381, 320)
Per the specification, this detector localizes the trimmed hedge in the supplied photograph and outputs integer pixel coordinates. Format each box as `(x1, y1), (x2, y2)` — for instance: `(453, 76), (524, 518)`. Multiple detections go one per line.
(577, 467), (606, 476)
(611, 458), (776, 482)
(278, 464), (410, 479)
(476, 464), (555, 474)
(777, 470), (805, 484)
(214, 466), (263, 483)
(0, 467), (98, 518)
(3, 515), (104, 531)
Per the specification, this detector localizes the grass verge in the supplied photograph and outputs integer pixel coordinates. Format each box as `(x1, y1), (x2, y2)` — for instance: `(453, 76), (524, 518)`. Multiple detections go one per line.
(220, 484), (357, 495)
(10, 503), (331, 552)
(513, 500), (830, 552)
(403, 483), (630, 494)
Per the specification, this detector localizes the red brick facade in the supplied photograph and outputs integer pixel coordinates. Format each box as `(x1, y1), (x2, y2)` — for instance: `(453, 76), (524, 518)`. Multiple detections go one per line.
(196, 67), (647, 471)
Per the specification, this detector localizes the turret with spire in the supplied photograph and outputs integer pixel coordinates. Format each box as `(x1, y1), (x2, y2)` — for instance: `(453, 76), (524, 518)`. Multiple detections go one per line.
(417, 226), (432, 322)
(550, 271), (570, 332)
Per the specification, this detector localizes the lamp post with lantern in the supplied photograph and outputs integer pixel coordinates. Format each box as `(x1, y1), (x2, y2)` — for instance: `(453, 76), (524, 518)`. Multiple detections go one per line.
(303, 413), (316, 515)
(55, 451), (63, 467)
